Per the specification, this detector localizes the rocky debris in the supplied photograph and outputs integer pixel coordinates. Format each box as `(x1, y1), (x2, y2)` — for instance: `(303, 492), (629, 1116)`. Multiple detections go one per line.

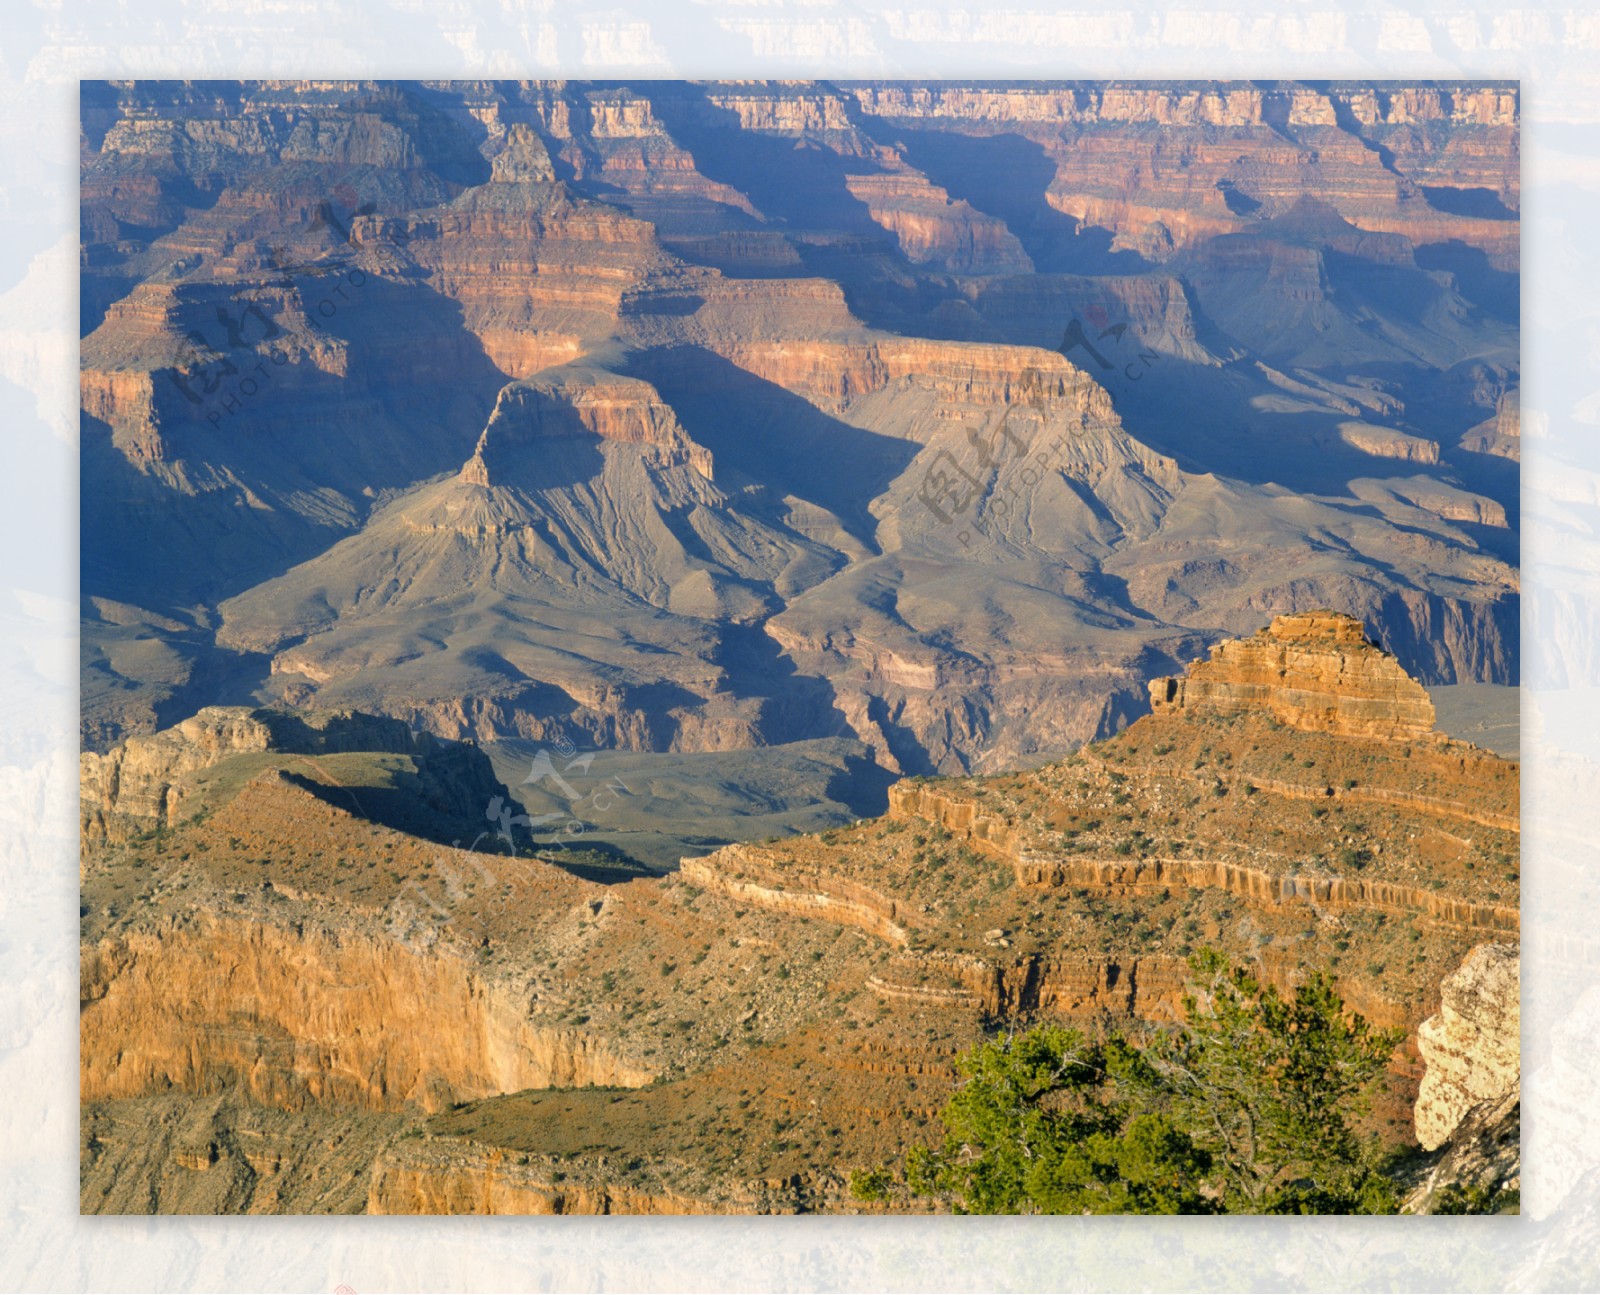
(1149, 612), (1439, 741)
(80, 1093), (410, 1215)
(1414, 942), (1520, 1151)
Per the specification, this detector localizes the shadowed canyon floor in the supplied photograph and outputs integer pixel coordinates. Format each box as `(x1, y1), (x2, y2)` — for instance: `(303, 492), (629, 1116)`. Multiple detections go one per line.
(79, 614), (1519, 1213)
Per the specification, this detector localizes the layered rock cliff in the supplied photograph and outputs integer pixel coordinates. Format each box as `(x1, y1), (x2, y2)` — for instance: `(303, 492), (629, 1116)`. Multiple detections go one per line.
(80, 707), (275, 841)
(1149, 611), (1438, 741)
(459, 369), (713, 485)
(81, 911), (654, 1113)
(847, 81), (1518, 269)
(80, 704), (513, 846)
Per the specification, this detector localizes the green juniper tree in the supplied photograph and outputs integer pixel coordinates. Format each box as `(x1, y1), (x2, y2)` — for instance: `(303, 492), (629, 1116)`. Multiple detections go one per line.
(899, 1025), (1214, 1214)
(1144, 949), (1404, 1213)
(863, 951), (1407, 1215)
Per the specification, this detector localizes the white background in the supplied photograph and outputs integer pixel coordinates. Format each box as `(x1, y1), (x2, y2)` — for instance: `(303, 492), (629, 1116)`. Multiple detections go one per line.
(2, 2), (1595, 1290)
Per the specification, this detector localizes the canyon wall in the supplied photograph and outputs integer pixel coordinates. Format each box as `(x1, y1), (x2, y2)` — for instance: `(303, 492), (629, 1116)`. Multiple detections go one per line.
(680, 848), (911, 946)
(80, 705), (509, 845)
(80, 707), (275, 841)
(81, 912), (654, 1114)
(461, 369), (713, 485)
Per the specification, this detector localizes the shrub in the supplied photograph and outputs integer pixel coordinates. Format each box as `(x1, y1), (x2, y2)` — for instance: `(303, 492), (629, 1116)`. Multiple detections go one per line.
(849, 1167), (894, 1203)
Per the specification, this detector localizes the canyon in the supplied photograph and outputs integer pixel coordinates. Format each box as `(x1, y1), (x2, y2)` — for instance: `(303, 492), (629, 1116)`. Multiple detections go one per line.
(81, 80), (1518, 800)
(78, 79), (1520, 1216)
(79, 614), (1519, 1213)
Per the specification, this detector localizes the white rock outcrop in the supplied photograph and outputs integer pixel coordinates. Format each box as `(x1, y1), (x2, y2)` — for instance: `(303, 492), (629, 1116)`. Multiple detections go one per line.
(1414, 942), (1520, 1151)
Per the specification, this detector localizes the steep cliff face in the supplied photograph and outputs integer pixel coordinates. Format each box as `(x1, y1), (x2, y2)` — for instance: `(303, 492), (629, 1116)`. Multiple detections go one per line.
(848, 81), (1517, 269)
(843, 172), (1034, 276)
(1414, 942), (1520, 1151)
(81, 707), (275, 842)
(80, 912), (654, 1113)
(461, 369), (713, 484)
(848, 82), (1516, 131)
(351, 181), (668, 373)
(1462, 389), (1521, 460)
(1149, 611), (1438, 741)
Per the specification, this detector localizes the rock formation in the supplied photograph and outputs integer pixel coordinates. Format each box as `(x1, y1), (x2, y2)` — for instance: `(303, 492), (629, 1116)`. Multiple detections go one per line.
(1462, 389), (1521, 461)
(1414, 942), (1521, 1151)
(81, 910), (654, 1113)
(460, 370), (714, 485)
(1403, 1089), (1520, 1214)
(1149, 612), (1439, 741)
(80, 707), (275, 841)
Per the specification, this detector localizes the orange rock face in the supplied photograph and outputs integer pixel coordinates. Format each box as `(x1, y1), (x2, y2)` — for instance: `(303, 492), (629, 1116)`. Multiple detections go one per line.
(80, 912), (656, 1114)
(1149, 611), (1438, 741)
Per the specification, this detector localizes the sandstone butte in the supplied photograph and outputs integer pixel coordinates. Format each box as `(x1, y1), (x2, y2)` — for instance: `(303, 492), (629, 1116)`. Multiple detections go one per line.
(1148, 611), (1439, 741)
(79, 612), (1519, 1215)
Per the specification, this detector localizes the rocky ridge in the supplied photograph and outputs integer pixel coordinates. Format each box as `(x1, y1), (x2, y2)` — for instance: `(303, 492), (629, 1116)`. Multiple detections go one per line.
(80, 704), (514, 847)
(80, 613), (1518, 1213)
(1414, 941), (1521, 1151)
